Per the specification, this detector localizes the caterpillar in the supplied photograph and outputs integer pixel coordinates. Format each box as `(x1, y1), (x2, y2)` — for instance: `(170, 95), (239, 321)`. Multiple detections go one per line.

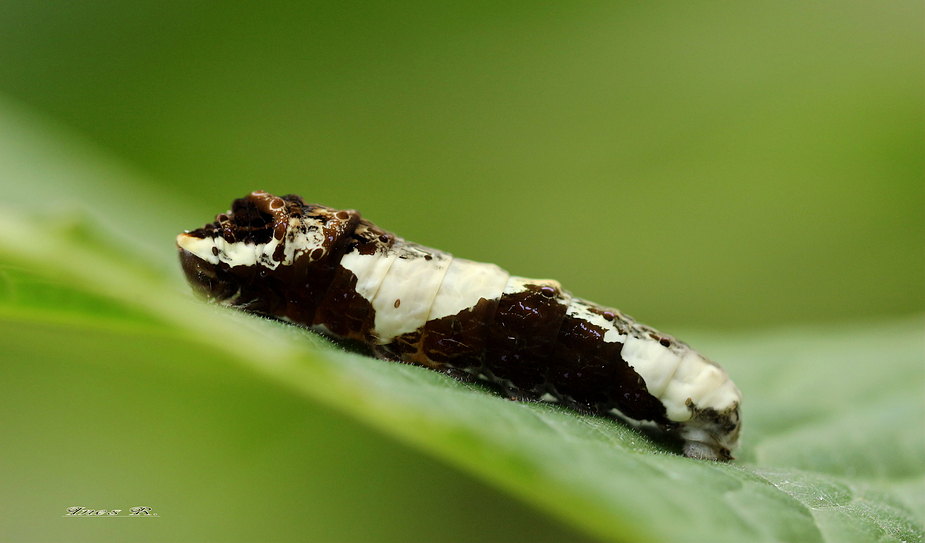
(177, 191), (742, 460)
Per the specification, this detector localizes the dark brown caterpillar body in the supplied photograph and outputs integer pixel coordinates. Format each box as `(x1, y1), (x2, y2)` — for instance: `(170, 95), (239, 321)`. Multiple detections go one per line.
(178, 191), (742, 460)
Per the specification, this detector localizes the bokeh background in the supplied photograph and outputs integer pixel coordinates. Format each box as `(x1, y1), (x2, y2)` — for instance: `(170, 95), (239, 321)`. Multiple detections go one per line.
(0, 1), (922, 541)
(1, 0), (921, 330)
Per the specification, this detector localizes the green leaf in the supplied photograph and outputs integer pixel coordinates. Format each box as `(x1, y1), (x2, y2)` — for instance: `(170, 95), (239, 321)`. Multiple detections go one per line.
(1, 97), (922, 542)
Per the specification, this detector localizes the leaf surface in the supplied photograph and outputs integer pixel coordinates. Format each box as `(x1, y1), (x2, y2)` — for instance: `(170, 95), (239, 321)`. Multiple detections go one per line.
(1, 97), (922, 543)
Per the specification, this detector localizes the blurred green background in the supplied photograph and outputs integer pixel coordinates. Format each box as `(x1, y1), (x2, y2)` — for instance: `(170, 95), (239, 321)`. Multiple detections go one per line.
(0, 1), (922, 542)
(0, 0), (921, 330)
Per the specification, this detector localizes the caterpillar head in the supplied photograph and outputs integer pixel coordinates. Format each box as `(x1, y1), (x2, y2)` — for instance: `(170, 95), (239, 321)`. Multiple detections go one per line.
(176, 191), (303, 304)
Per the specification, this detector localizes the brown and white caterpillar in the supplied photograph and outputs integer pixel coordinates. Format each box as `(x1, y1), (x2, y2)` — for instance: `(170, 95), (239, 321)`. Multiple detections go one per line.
(177, 191), (742, 460)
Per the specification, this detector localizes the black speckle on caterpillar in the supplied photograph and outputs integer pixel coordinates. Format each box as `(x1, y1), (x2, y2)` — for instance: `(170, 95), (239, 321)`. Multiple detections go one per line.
(177, 191), (742, 460)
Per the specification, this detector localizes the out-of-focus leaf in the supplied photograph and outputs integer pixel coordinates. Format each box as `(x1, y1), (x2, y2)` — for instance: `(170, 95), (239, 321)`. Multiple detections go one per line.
(0, 97), (921, 542)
